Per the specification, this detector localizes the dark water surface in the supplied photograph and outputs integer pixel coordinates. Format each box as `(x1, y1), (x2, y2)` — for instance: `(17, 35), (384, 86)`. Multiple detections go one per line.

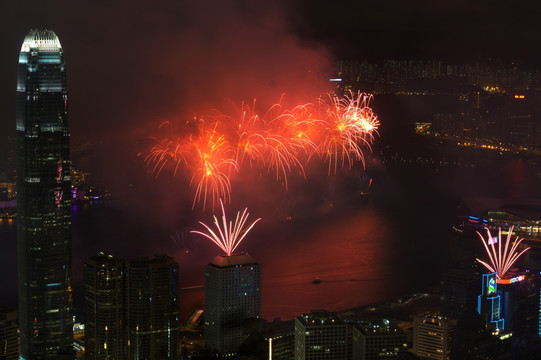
(0, 161), (454, 322)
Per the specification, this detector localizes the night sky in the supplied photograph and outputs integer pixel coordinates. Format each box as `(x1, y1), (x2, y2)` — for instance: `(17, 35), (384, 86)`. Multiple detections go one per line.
(1, 0), (540, 220)
(290, 0), (541, 63)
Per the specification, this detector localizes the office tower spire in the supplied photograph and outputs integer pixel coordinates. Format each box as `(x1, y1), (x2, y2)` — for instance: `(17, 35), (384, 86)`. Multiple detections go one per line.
(16, 29), (73, 360)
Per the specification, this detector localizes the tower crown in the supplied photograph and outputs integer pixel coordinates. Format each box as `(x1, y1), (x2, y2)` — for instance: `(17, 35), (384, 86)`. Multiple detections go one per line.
(21, 29), (62, 52)
(209, 253), (258, 267)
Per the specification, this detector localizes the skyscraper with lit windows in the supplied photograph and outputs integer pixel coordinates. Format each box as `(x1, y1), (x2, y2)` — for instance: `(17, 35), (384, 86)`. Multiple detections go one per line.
(16, 29), (73, 360)
(126, 255), (179, 360)
(84, 252), (125, 360)
(204, 253), (262, 357)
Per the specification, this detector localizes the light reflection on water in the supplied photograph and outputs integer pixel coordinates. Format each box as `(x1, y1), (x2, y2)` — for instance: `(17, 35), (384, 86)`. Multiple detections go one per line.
(0, 197), (443, 322)
(171, 205), (437, 321)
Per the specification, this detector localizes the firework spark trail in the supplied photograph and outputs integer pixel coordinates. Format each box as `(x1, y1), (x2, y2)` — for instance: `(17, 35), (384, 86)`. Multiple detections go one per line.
(145, 91), (379, 209)
(476, 226), (530, 278)
(190, 199), (261, 256)
(312, 92), (379, 173)
(229, 100), (268, 168)
(146, 136), (193, 177)
(190, 126), (238, 210)
(170, 230), (200, 254)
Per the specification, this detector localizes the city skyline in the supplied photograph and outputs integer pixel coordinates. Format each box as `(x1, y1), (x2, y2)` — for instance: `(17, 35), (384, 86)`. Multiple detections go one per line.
(2, 3), (541, 357)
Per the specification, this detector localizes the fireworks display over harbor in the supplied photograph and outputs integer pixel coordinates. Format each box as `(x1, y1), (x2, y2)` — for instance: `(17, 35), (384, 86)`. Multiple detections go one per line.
(190, 200), (261, 256)
(145, 91), (379, 210)
(476, 226), (530, 279)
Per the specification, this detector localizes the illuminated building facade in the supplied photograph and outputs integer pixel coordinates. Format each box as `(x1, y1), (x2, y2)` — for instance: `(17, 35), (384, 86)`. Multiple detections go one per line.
(477, 272), (504, 330)
(294, 310), (347, 360)
(266, 333), (294, 360)
(16, 29), (73, 360)
(84, 253), (125, 360)
(413, 315), (456, 360)
(466, 204), (541, 241)
(496, 271), (541, 336)
(204, 254), (261, 357)
(351, 319), (407, 360)
(0, 306), (18, 360)
(503, 91), (541, 149)
(264, 320), (295, 360)
(126, 255), (179, 360)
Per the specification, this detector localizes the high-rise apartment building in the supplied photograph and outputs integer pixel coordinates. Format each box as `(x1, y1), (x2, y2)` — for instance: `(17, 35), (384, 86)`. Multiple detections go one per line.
(413, 315), (456, 360)
(294, 310), (347, 360)
(0, 306), (18, 360)
(16, 29), (73, 360)
(204, 254), (262, 357)
(84, 252), (125, 360)
(126, 255), (179, 360)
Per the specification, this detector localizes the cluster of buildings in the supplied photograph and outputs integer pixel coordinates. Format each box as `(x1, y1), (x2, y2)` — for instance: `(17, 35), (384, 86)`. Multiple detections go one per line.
(333, 60), (541, 152)
(84, 253), (179, 360)
(333, 60), (541, 95)
(423, 90), (541, 151)
(5, 27), (267, 359)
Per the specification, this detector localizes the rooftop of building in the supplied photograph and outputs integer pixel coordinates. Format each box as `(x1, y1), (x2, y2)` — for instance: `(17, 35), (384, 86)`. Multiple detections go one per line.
(414, 314), (456, 327)
(466, 197), (541, 221)
(264, 320), (295, 339)
(496, 268), (537, 285)
(354, 319), (405, 335)
(209, 253), (258, 267)
(296, 310), (344, 326)
(86, 251), (123, 266)
(128, 254), (177, 267)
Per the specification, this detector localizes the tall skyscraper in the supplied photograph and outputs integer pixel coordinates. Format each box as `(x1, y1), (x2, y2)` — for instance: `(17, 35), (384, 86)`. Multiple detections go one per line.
(16, 29), (73, 360)
(126, 255), (179, 360)
(204, 253), (262, 357)
(84, 253), (125, 360)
